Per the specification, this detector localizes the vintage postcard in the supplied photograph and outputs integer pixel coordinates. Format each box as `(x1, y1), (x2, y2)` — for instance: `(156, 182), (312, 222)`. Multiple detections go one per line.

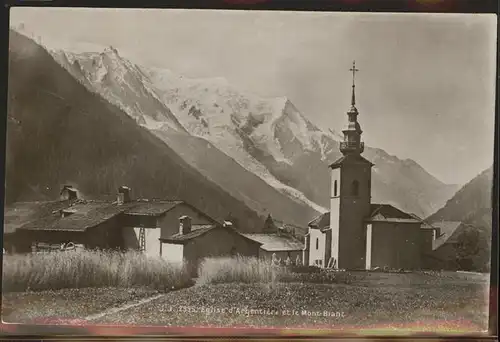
(2, 7), (496, 335)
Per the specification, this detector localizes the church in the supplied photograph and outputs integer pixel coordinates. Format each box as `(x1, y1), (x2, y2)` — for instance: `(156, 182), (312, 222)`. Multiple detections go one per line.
(303, 62), (431, 271)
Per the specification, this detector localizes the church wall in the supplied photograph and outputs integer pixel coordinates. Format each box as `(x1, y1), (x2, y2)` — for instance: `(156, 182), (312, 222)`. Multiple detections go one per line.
(338, 164), (372, 269)
(308, 228), (326, 267)
(370, 221), (422, 270)
(303, 233), (310, 266)
(330, 168), (341, 264)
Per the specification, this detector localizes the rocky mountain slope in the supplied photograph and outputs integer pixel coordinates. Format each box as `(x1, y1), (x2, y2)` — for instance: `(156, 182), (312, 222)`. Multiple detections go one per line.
(427, 166), (494, 228)
(6, 29), (267, 232)
(50, 45), (459, 219)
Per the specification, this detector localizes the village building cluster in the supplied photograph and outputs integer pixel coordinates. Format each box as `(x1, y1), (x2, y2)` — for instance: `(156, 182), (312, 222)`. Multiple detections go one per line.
(3, 62), (472, 271)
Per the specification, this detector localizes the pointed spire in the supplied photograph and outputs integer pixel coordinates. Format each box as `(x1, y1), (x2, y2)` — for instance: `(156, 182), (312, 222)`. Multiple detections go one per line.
(340, 60), (364, 156)
(349, 60), (359, 108)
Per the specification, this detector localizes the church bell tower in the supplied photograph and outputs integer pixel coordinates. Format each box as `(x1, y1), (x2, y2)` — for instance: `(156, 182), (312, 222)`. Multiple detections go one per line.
(329, 61), (373, 270)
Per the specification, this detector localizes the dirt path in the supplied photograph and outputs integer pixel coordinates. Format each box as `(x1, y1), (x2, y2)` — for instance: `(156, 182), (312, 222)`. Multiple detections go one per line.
(84, 293), (166, 322)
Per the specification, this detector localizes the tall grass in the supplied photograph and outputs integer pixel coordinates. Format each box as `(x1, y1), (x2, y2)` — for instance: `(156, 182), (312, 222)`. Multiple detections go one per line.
(2, 250), (193, 292)
(197, 257), (358, 285)
(197, 256), (283, 285)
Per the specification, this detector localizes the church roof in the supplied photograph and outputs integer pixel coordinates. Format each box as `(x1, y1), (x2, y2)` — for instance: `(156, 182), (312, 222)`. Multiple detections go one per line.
(307, 205), (423, 230)
(365, 204), (421, 223)
(329, 154), (374, 169)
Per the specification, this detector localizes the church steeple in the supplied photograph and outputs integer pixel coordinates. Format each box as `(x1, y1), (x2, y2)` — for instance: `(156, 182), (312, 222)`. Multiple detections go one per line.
(340, 61), (364, 156)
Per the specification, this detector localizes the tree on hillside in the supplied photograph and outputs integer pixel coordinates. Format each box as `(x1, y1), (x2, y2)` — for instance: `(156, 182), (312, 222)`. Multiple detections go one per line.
(454, 226), (491, 272)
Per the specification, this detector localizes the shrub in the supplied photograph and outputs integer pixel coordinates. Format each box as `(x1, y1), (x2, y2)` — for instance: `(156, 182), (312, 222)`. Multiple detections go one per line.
(2, 250), (193, 292)
(197, 256), (283, 285)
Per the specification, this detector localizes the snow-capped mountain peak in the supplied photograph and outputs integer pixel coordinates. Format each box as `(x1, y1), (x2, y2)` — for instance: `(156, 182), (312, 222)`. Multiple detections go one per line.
(48, 45), (458, 219)
(51, 47), (187, 133)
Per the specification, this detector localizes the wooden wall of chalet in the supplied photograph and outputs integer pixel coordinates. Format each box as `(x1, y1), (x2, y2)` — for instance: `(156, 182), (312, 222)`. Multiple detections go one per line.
(157, 204), (214, 239)
(183, 227), (261, 271)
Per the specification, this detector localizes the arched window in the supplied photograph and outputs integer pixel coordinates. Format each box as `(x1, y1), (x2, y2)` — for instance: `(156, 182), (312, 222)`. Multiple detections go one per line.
(351, 180), (359, 196)
(316, 238), (319, 250)
(333, 180), (338, 197)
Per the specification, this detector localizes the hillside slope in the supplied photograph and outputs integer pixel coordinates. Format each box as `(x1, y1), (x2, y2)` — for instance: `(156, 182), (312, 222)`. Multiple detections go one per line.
(5, 30), (264, 232)
(427, 166), (493, 227)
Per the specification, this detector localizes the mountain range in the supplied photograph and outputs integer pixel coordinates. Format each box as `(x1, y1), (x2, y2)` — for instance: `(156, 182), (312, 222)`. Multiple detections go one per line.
(49, 43), (459, 223)
(7, 29), (469, 235)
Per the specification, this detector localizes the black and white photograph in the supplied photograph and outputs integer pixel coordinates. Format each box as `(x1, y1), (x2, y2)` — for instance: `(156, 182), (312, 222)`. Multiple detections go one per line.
(2, 7), (496, 334)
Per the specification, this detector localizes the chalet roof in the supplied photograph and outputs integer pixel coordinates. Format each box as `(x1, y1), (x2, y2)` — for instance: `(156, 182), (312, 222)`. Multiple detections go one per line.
(431, 221), (464, 250)
(308, 212), (330, 231)
(366, 203), (420, 223)
(329, 154), (374, 169)
(18, 201), (129, 232)
(4, 197), (214, 233)
(161, 224), (260, 246)
(124, 200), (184, 216)
(3, 200), (70, 234)
(161, 224), (217, 244)
(241, 233), (304, 252)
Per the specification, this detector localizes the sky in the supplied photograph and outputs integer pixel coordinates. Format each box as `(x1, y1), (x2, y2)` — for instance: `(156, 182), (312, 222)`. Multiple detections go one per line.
(10, 8), (497, 185)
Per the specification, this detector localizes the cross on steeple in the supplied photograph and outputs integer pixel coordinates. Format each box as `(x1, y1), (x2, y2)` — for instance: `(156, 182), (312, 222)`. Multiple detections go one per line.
(349, 60), (359, 106)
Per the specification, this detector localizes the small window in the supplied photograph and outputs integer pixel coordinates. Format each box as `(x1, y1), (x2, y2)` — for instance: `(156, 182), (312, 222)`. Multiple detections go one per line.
(351, 180), (359, 196)
(316, 238), (319, 250)
(334, 180), (338, 197)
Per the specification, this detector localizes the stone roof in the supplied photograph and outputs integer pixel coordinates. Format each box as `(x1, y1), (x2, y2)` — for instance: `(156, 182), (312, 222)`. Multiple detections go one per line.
(161, 224), (261, 246)
(18, 201), (129, 232)
(366, 203), (420, 223)
(3, 200), (70, 234)
(242, 233), (304, 252)
(431, 221), (464, 250)
(329, 154), (374, 169)
(124, 200), (184, 216)
(4, 198), (206, 233)
(160, 224), (217, 243)
(308, 212), (330, 232)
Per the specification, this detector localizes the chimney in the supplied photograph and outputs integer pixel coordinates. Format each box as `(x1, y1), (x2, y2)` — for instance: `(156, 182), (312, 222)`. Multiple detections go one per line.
(60, 185), (78, 201)
(179, 215), (192, 235)
(117, 186), (131, 205)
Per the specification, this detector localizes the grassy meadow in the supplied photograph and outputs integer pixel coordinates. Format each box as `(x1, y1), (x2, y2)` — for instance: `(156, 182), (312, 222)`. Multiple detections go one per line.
(2, 253), (491, 332)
